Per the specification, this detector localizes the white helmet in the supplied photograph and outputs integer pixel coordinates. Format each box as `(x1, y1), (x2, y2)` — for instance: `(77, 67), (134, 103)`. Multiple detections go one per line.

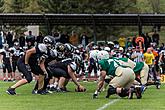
(97, 50), (109, 61)
(107, 41), (114, 45)
(89, 50), (99, 61)
(119, 47), (124, 52)
(43, 36), (55, 45)
(104, 47), (111, 52)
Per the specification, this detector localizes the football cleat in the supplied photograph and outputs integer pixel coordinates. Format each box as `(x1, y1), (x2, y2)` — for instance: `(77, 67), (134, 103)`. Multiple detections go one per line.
(6, 87), (16, 95)
(128, 87), (134, 99)
(37, 89), (47, 95)
(141, 85), (147, 94)
(155, 81), (161, 89)
(135, 86), (142, 99)
(32, 90), (38, 94)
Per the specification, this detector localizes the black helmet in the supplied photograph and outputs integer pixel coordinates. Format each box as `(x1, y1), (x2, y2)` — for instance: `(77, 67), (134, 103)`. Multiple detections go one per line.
(43, 35), (55, 45)
(56, 42), (65, 52)
(64, 43), (75, 53)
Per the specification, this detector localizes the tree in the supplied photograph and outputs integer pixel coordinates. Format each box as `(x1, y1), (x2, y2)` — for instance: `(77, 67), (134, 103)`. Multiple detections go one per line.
(150, 0), (160, 13)
(9, 0), (29, 13)
(0, 0), (4, 12)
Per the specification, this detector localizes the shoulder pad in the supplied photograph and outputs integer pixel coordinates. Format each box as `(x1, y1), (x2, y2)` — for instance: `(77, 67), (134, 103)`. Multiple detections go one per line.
(69, 62), (77, 71)
(38, 44), (47, 53)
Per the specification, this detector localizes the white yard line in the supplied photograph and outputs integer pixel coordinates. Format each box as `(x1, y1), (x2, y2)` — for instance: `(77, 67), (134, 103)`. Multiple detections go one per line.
(96, 99), (120, 110)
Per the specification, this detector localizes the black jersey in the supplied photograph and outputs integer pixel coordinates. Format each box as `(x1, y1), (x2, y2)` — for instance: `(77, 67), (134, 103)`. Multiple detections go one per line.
(48, 58), (73, 73)
(10, 47), (24, 61)
(19, 44), (49, 66)
(48, 58), (80, 74)
(0, 49), (11, 63)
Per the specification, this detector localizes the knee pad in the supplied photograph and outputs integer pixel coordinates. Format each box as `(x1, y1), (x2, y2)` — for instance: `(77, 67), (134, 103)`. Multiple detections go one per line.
(106, 85), (116, 98)
(108, 85), (116, 95)
(118, 88), (129, 97)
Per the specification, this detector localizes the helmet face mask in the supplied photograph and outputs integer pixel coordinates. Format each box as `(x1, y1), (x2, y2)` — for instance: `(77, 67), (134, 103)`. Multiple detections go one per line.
(43, 36), (55, 49)
(56, 43), (65, 52)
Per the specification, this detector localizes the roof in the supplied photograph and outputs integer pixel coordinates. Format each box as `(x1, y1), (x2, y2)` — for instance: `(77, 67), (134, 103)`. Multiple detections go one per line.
(0, 13), (165, 26)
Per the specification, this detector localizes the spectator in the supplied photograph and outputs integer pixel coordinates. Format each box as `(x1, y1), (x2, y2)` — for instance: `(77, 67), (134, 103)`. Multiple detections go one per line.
(132, 36), (137, 47)
(131, 46), (144, 62)
(125, 37), (133, 50)
(26, 31), (35, 49)
(152, 31), (160, 46)
(60, 32), (69, 44)
(36, 32), (44, 43)
(145, 33), (152, 50)
(159, 43), (165, 51)
(118, 35), (126, 48)
(6, 32), (13, 47)
(0, 32), (3, 49)
(53, 32), (61, 43)
(19, 33), (25, 48)
(80, 32), (89, 48)
(69, 31), (79, 46)
(135, 36), (144, 52)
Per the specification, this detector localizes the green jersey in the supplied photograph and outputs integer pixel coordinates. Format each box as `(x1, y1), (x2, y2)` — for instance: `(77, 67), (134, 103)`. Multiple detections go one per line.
(116, 57), (144, 74)
(98, 59), (119, 76)
(133, 62), (144, 74)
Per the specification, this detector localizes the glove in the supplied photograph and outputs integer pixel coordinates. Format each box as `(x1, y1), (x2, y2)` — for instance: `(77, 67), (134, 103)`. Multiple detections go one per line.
(25, 64), (31, 72)
(93, 90), (100, 99)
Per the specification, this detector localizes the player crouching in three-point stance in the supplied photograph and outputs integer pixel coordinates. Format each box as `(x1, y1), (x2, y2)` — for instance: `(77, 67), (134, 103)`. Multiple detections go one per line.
(93, 50), (142, 99)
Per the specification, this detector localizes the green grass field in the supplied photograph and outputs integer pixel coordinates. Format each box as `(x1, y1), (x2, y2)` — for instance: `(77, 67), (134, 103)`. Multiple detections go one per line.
(0, 81), (164, 110)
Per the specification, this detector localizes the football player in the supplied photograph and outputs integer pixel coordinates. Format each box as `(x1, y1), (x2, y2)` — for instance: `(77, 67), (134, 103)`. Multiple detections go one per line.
(93, 50), (136, 99)
(46, 54), (85, 92)
(6, 36), (55, 95)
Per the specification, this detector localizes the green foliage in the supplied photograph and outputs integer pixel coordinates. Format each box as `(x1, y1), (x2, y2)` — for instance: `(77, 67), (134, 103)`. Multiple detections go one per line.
(0, 0), (4, 12)
(9, 0), (30, 13)
(0, 0), (165, 41)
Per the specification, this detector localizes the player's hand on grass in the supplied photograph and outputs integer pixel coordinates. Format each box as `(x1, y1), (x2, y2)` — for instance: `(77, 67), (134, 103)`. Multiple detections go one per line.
(78, 85), (86, 91)
(93, 93), (98, 99)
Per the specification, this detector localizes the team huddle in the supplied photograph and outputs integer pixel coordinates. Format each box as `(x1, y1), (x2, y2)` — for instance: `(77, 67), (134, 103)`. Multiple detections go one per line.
(0, 35), (158, 100)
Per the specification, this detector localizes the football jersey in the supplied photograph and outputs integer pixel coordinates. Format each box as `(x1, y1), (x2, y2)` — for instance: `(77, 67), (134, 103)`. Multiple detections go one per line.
(114, 57), (144, 74)
(98, 59), (119, 76)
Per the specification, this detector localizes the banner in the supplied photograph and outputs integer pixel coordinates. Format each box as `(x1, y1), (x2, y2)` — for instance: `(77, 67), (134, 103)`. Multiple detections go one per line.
(161, 74), (165, 83)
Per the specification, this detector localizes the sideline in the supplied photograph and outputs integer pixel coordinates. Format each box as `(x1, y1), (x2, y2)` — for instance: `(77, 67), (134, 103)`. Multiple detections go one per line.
(96, 99), (120, 110)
